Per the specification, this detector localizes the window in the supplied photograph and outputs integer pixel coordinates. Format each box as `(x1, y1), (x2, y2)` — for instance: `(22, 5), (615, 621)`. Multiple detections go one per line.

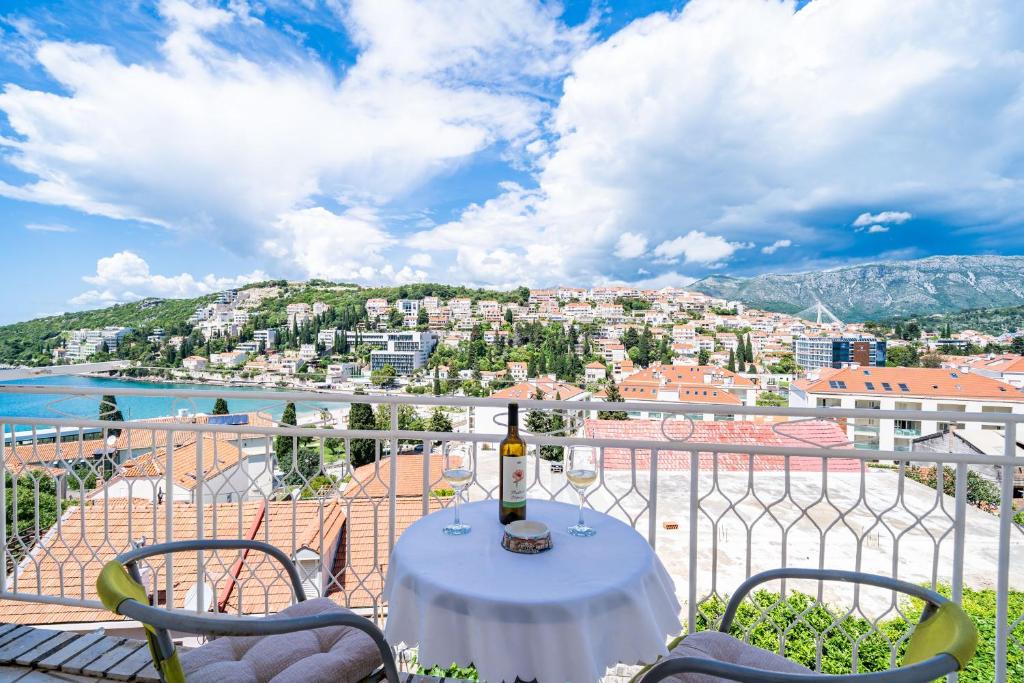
(950, 372), (959, 378)
(865, 382), (875, 390)
(881, 382), (893, 391)
(898, 383), (910, 392)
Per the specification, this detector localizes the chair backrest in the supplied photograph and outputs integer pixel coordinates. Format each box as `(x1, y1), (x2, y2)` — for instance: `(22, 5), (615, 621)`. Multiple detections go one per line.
(903, 602), (978, 671)
(97, 561), (186, 683)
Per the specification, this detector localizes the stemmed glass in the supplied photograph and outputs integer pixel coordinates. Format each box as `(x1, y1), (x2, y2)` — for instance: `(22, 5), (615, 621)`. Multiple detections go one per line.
(442, 447), (474, 536)
(566, 446), (597, 537)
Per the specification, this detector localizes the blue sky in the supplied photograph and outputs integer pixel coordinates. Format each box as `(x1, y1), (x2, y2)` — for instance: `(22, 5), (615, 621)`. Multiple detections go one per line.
(1, 0), (1023, 324)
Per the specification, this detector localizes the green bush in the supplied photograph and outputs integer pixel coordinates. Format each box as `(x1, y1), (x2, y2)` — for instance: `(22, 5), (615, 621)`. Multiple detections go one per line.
(1013, 508), (1024, 527)
(696, 586), (1023, 681)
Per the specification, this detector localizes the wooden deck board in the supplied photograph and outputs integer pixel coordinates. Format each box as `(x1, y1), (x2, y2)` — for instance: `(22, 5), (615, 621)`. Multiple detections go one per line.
(101, 646), (153, 682)
(14, 633), (80, 668)
(79, 643), (143, 680)
(36, 632), (109, 671)
(59, 638), (126, 676)
(0, 627), (33, 650)
(0, 629), (61, 664)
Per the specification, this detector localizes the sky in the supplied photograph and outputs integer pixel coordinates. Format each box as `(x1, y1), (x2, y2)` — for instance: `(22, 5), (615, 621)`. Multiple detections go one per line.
(1, 0), (1023, 324)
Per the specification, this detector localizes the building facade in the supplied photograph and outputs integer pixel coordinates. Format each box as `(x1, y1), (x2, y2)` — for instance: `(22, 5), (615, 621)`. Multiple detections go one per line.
(794, 336), (887, 370)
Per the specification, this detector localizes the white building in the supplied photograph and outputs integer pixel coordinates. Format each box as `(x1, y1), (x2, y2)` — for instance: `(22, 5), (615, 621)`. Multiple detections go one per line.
(253, 329), (278, 349)
(210, 351), (248, 368)
(182, 356), (208, 372)
(789, 366), (1024, 452)
(299, 344), (318, 362)
(342, 330), (437, 375)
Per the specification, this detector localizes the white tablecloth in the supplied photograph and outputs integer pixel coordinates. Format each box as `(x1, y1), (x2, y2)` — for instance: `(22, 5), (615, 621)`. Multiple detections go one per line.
(383, 499), (682, 683)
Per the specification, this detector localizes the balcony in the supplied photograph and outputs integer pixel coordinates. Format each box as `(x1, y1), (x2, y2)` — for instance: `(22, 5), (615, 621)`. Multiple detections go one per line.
(1, 385), (1023, 681)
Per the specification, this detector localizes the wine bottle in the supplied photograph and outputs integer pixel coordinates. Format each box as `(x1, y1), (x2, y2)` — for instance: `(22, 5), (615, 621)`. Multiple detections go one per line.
(499, 402), (527, 524)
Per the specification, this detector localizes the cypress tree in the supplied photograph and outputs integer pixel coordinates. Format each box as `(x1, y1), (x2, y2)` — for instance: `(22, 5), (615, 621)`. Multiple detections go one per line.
(212, 398), (229, 415)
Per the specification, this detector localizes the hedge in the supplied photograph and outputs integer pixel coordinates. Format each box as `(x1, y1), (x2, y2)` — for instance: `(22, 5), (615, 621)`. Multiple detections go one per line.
(696, 586), (1023, 682)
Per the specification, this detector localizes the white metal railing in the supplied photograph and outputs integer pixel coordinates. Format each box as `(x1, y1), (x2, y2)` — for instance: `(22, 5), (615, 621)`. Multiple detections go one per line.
(0, 384), (1022, 680)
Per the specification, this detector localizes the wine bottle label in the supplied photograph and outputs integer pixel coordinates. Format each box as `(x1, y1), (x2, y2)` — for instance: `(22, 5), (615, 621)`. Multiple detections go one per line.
(502, 455), (527, 508)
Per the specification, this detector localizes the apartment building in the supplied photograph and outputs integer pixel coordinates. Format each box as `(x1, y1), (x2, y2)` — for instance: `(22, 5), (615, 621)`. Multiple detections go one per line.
(449, 298), (472, 320)
(365, 298), (389, 319)
(253, 328), (277, 349)
(317, 329), (338, 350)
(789, 366), (1024, 451)
(209, 350), (248, 368)
(794, 335), (886, 370)
(66, 326), (132, 361)
(342, 330), (437, 374)
(286, 303), (313, 326)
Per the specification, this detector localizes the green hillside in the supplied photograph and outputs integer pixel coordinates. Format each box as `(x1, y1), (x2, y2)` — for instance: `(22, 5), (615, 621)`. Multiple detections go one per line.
(0, 281), (528, 366)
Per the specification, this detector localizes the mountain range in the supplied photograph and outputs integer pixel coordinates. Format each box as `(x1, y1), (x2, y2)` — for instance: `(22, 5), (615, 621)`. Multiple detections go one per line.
(689, 255), (1024, 322)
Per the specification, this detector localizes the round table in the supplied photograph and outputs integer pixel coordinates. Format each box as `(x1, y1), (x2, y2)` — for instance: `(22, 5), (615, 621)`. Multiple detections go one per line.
(383, 499), (682, 683)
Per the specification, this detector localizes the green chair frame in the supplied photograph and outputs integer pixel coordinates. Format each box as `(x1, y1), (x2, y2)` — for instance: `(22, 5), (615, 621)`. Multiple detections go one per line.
(97, 539), (400, 683)
(641, 568), (978, 683)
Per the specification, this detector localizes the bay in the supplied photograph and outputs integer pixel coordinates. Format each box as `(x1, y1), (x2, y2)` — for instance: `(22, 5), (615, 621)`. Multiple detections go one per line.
(0, 375), (345, 432)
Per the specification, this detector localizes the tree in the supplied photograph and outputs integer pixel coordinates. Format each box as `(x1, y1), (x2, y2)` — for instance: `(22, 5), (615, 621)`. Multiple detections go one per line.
(734, 333), (746, 364)
(769, 353), (799, 375)
(348, 390), (377, 468)
(920, 352), (944, 368)
(636, 325), (653, 367)
(886, 344), (920, 367)
(5, 472), (58, 568)
(428, 407), (453, 434)
(727, 349), (736, 372)
(274, 402), (298, 471)
(525, 388), (550, 436)
(598, 375), (629, 420)
(212, 398), (229, 415)
(416, 307), (429, 326)
(622, 328), (640, 351)
(541, 393), (565, 462)
(370, 364), (397, 387)
(388, 308), (404, 328)
(504, 308), (514, 325)
(744, 334), (754, 364)
(1011, 336), (1024, 355)
(756, 391), (787, 407)
(99, 395), (124, 436)
(698, 348), (711, 365)
(432, 367), (442, 395)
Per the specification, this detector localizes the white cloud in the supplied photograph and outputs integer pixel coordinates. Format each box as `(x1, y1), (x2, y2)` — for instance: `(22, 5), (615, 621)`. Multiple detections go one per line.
(25, 222), (75, 233)
(414, 0), (1024, 283)
(614, 232), (648, 259)
(867, 224), (890, 233)
(853, 211), (912, 227)
(407, 253), (433, 268)
(71, 251), (266, 307)
(595, 271), (697, 290)
(652, 231), (746, 264)
(263, 206), (395, 281)
(0, 0), (587, 281)
(761, 239), (792, 254)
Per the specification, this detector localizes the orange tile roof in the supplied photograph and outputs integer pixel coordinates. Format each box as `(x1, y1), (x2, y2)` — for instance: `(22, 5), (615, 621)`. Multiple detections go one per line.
(114, 434), (251, 490)
(223, 499), (348, 615)
(3, 438), (110, 475)
(799, 367), (1024, 401)
(111, 412), (273, 451)
(1, 498), (353, 625)
(491, 379), (585, 400)
(343, 454), (450, 499)
(334, 497), (443, 609)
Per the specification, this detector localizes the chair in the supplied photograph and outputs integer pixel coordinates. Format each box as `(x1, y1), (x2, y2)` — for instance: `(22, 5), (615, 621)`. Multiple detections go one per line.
(641, 568), (977, 683)
(97, 539), (400, 683)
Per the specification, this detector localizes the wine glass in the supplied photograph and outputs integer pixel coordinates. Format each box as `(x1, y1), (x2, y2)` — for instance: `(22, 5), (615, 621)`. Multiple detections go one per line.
(566, 446), (597, 537)
(442, 447), (473, 536)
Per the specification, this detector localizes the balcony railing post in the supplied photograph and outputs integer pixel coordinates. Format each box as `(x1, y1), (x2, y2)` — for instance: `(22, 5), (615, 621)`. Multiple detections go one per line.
(195, 435), (205, 614)
(688, 448), (699, 635)
(1, 421), (7, 592)
(648, 448), (658, 548)
(951, 461), (967, 605)
(995, 424), (1016, 683)
(165, 429), (175, 608)
(389, 400), (399, 553)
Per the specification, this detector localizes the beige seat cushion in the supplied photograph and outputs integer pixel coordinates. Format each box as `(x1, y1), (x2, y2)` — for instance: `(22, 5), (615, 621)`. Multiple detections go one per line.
(662, 631), (812, 683)
(179, 597), (382, 683)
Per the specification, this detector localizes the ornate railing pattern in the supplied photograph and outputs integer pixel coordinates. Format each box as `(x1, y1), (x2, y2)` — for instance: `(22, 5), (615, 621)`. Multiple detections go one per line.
(0, 385), (1022, 680)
